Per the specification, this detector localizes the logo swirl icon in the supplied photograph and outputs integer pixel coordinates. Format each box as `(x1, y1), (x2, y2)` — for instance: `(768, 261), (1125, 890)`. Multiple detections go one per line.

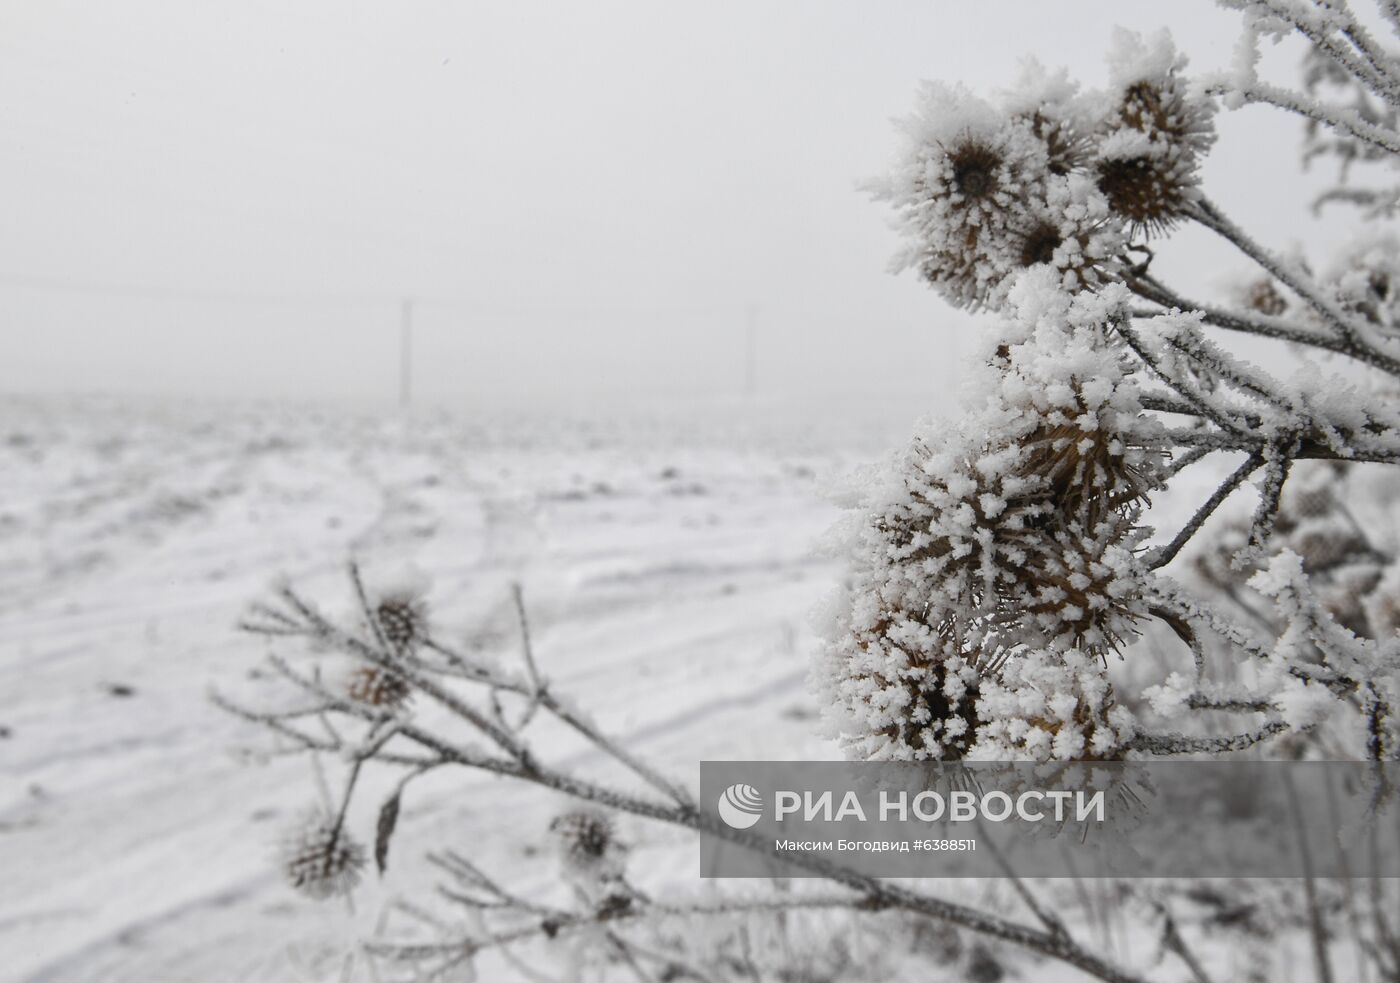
(717, 783), (763, 829)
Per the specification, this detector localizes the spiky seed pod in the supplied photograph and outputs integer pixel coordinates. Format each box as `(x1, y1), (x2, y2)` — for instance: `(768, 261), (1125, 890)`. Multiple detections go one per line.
(1323, 234), (1400, 333)
(820, 426), (1147, 759)
(549, 809), (630, 909)
(375, 592), (426, 653)
(1197, 461), (1393, 640)
(877, 78), (1135, 309)
(549, 808), (625, 878)
(1094, 144), (1199, 236)
(877, 83), (1064, 311)
(1007, 177), (1127, 295)
(345, 664), (411, 709)
(1095, 31), (1216, 236)
(972, 649), (1135, 761)
(1017, 219), (1065, 268)
(818, 288), (1158, 761)
(1000, 58), (1096, 177)
(949, 140), (1002, 200)
(1291, 525), (1370, 577)
(1017, 385), (1159, 530)
(894, 657), (983, 760)
(1022, 110), (1094, 176)
(280, 809), (367, 900)
(966, 946), (1007, 983)
(834, 475), (985, 760)
(1244, 278), (1288, 317)
(1012, 517), (1149, 658)
(818, 443), (1047, 760)
(551, 809), (612, 862)
(1118, 79), (1215, 157)
(908, 131), (1042, 309)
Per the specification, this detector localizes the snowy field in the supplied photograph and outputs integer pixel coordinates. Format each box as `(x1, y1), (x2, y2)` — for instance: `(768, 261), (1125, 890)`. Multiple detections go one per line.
(1, 394), (921, 983)
(3, 393), (1290, 983)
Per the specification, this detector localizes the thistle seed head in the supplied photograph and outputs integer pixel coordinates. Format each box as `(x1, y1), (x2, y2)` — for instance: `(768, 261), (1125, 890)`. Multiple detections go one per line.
(1022, 110), (1094, 176)
(1095, 151), (1195, 236)
(949, 140), (1003, 201)
(1118, 79), (1215, 159)
(345, 664), (411, 709)
(1244, 279), (1288, 317)
(1095, 32), (1215, 237)
(973, 649), (1135, 761)
(1018, 221), (1064, 268)
(374, 592), (426, 653)
(280, 809), (367, 901)
(549, 808), (624, 875)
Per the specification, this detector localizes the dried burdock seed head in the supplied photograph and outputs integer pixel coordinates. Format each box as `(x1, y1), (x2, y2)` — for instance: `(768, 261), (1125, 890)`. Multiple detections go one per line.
(818, 295), (1163, 762)
(1325, 234), (1400, 331)
(1105, 29), (1215, 153)
(549, 808), (627, 886)
(973, 649), (1135, 761)
(886, 101), (1123, 308)
(345, 664), (411, 709)
(374, 591), (426, 653)
(1118, 80), (1214, 157)
(550, 809), (614, 861)
(816, 445), (1039, 760)
(1007, 180), (1127, 295)
(1243, 278), (1289, 317)
(1023, 110), (1094, 176)
(1012, 518), (1147, 659)
(881, 652), (983, 761)
(875, 82), (1066, 311)
(1018, 220), (1064, 268)
(1093, 31), (1215, 237)
(1000, 58), (1094, 176)
(949, 140), (1003, 201)
(1094, 151), (1195, 236)
(280, 808), (367, 900)
(909, 134), (1018, 308)
(1017, 393), (1160, 529)
(1291, 526), (1369, 576)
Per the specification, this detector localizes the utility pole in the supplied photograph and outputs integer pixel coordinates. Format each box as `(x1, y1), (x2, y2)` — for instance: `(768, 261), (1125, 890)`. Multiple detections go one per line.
(399, 298), (413, 408)
(744, 304), (757, 398)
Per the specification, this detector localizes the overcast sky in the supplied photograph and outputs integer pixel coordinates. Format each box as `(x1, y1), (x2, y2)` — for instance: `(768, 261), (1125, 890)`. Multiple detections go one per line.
(0, 1), (1354, 416)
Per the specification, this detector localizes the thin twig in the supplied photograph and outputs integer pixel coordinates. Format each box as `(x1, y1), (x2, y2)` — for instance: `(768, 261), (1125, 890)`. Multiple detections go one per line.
(1145, 453), (1263, 569)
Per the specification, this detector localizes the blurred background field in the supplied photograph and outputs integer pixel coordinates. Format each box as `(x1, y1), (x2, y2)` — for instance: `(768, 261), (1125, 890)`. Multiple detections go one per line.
(0, 394), (904, 981)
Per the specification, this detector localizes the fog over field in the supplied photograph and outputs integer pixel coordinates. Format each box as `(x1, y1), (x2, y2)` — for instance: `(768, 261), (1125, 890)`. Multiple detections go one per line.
(0, 1), (1350, 411)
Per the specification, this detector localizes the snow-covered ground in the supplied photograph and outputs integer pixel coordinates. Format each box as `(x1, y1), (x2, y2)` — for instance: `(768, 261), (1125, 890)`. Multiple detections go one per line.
(1, 395), (909, 983)
(7, 392), (1310, 983)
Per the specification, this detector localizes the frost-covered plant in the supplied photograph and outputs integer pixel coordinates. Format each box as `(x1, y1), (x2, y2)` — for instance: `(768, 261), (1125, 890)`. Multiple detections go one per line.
(873, 72), (1129, 310)
(821, 15), (1400, 775)
(280, 807), (369, 901)
(818, 278), (1161, 761)
(221, 4), (1400, 982)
